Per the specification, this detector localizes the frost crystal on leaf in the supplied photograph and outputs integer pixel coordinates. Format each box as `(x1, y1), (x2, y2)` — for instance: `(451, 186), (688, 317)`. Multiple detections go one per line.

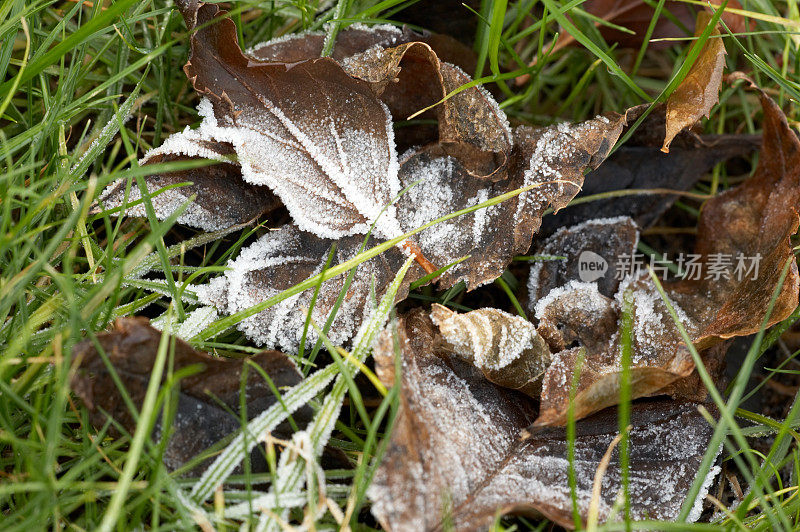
(430, 304), (551, 397)
(369, 310), (718, 530)
(106, 0), (627, 350)
(196, 224), (415, 351)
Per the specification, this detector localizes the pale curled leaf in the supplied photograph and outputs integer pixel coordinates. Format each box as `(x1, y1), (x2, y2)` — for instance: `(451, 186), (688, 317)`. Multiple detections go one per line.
(663, 11), (726, 153)
(369, 310), (719, 530)
(430, 303), (551, 396)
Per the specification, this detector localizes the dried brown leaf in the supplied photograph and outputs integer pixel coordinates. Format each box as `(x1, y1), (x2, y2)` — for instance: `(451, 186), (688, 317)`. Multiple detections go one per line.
(675, 84), (800, 343)
(539, 117), (760, 234)
(662, 12), (726, 153)
(107, 2), (628, 351)
(97, 143), (280, 231)
(530, 87), (800, 426)
(71, 317), (308, 472)
(341, 41), (513, 180)
(534, 279), (696, 426)
(369, 309), (719, 530)
(393, 113), (626, 292)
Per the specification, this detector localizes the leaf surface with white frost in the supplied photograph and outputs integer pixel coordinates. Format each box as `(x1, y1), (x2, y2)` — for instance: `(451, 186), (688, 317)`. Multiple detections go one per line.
(369, 309), (719, 530)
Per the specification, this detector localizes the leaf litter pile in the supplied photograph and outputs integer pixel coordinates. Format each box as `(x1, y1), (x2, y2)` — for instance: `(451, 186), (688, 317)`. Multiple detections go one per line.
(74, 0), (800, 529)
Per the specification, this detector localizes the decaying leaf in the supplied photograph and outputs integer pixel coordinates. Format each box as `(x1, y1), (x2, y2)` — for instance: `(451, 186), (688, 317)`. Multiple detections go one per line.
(673, 81), (800, 342)
(196, 224), (417, 349)
(394, 111), (625, 292)
(538, 110), (760, 234)
(102, 1), (628, 352)
(186, 5), (408, 243)
(71, 317), (309, 472)
(529, 85), (800, 426)
(96, 141), (281, 232)
(533, 276), (698, 426)
(663, 12), (726, 153)
(249, 25), (482, 153)
(341, 41), (513, 180)
(369, 310), (719, 530)
(531, 216), (640, 300)
(430, 303), (551, 396)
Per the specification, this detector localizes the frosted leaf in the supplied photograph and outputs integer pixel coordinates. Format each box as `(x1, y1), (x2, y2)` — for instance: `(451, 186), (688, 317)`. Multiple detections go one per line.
(182, 2), (405, 240)
(369, 310), (719, 530)
(340, 41), (513, 180)
(531, 87), (800, 426)
(533, 279), (696, 427)
(196, 224), (418, 352)
(430, 304), (551, 397)
(246, 23), (403, 63)
(95, 136), (280, 231)
(394, 108), (626, 291)
(70, 317), (310, 474)
(538, 106), (759, 235)
(132, 1), (632, 350)
(535, 280), (620, 353)
(395, 151), (517, 289)
(513, 114), (625, 218)
(528, 216), (639, 309)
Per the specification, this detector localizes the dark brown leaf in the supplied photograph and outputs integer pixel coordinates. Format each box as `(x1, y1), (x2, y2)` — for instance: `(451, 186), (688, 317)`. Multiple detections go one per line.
(369, 310), (719, 530)
(675, 83), (800, 343)
(539, 116), (760, 234)
(530, 86), (800, 426)
(663, 11), (726, 153)
(530, 216), (639, 300)
(97, 143), (280, 231)
(182, 2), (408, 241)
(71, 317), (308, 472)
(341, 40), (513, 180)
(246, 24), (405, 63)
